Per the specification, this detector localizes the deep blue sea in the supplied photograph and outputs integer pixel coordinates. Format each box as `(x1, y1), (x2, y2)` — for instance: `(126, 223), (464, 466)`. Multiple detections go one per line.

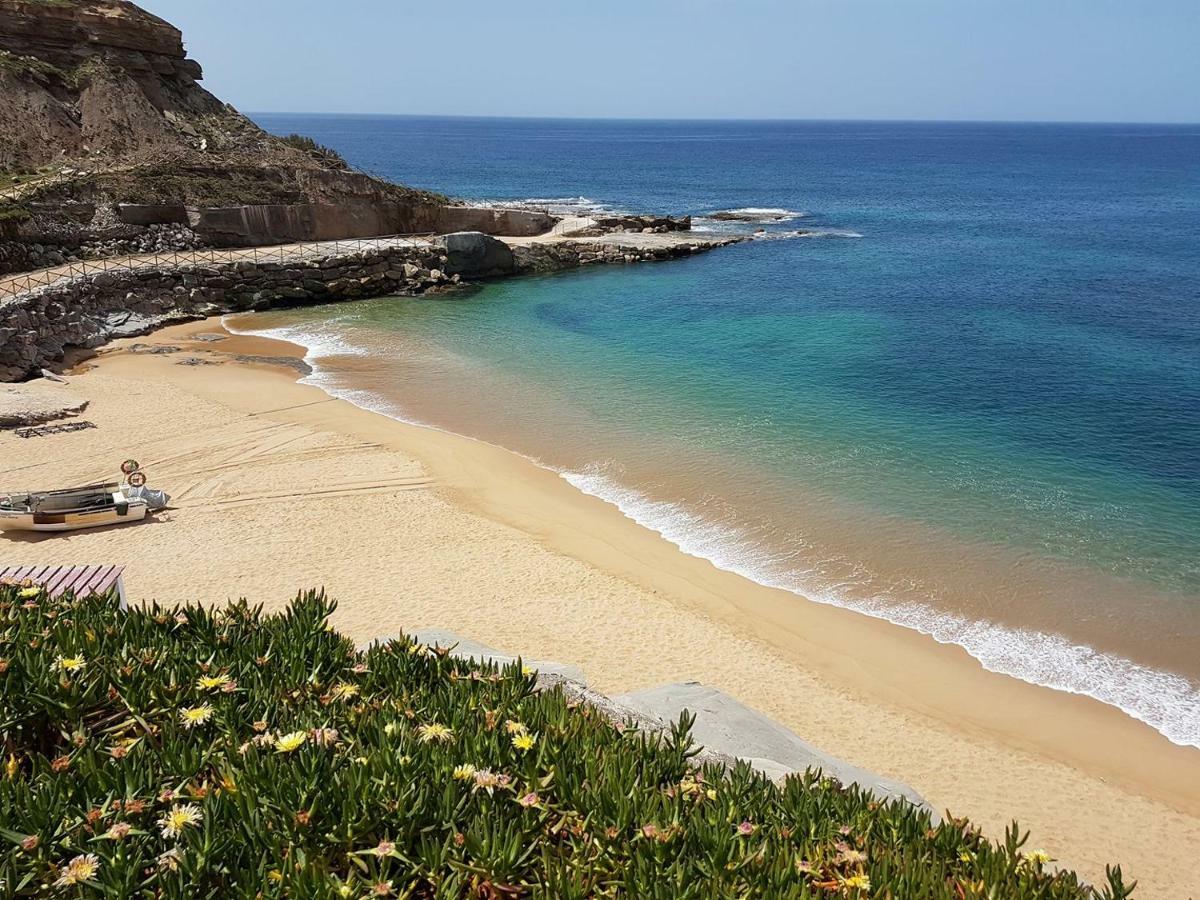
(245, 115), (1200, 746)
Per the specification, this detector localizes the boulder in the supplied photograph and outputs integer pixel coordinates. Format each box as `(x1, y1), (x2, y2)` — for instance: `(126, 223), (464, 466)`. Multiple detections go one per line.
(0, 379), (89, 427)
(439, 231), (515, 279)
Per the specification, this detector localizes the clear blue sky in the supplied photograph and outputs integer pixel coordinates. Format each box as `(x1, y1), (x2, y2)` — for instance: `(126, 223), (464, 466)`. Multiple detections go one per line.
(139, 0), (1199, 123)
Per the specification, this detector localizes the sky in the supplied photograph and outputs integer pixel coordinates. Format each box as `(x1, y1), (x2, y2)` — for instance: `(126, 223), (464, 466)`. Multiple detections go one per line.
(138, 0), (1200, 123)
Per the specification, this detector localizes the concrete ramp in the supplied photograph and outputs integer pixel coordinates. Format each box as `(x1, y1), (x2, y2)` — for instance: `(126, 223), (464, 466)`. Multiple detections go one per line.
(550, 216), (598, 236)
(362, 628), (587, 686)
(614, 682), (930, 811)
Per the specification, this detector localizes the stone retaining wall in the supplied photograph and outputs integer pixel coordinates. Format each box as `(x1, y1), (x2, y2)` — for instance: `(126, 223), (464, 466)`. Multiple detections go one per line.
(0, 233), (729, 381)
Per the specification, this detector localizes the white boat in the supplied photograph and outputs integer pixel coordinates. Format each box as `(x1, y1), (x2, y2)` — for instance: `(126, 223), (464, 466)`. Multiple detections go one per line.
(0, 482), (168, 533)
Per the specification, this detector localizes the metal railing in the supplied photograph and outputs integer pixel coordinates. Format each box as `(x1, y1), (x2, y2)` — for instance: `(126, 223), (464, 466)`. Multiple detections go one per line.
(0, 233), (436, 300)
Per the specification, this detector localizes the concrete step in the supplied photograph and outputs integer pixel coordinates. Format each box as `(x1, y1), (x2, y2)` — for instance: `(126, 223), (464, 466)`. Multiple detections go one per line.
(614, 681), (930, 812)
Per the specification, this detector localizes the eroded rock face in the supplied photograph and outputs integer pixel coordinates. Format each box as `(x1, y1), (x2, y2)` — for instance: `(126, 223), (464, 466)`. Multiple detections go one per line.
(0, 0), (447, 255)
(0, 0), (217, 171)
(0, 0), (191, 71)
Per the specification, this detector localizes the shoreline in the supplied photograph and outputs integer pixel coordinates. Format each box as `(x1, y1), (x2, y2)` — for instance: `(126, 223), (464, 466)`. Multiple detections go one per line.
(225, 307), (1200, 752)
(209, 318), (1200, 803)
(4, 318), (1199, 895)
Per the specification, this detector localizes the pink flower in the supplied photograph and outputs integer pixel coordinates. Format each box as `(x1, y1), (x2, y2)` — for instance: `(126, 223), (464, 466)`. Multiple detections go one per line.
(737, 820), (756, 836)
(517, 792), (539, 808)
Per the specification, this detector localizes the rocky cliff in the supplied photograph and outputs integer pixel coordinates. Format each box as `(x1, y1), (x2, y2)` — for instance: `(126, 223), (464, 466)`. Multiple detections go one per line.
(0, 0), (448, 262)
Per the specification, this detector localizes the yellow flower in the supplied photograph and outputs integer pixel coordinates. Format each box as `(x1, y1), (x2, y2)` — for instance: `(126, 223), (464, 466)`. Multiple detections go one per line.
(54, 655), (85, 673)
(452, 764), (477, 782)
(54, 853), (99, 887)
(268, 869), (283, 882)
(5, 754), (17, 780)
(18, 586), (41, 599)
(197, 674), (231, 691)
(1026, 849), (1052, 866)
(179, 705), (214, 729)
(158, 803), (203, 839)
(842, 873), (871, 891)
(512, 732), (536, 752)
(417, 722), (453, 744)
(274, 731), (308, 754)
(330, 682), (359, 701)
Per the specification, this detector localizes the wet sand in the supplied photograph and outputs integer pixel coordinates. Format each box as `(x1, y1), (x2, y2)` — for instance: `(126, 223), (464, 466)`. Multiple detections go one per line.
(2, 318), (1198, 897)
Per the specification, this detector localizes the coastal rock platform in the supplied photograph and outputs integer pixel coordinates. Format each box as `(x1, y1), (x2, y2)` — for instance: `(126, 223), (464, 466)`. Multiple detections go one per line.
(0, 377), (88, 427)
(0, 229), (743, 381)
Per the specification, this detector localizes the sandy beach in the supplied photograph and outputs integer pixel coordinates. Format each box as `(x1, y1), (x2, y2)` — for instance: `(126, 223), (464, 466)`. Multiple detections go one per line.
(3, 319), (1199, 898)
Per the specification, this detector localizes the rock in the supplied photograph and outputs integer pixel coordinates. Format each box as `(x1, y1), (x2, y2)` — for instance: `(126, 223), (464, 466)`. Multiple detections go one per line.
(394, 629), (588, 685)
(127, 343), (180, 355)
(0, 379), (89, 427)
(438, 231), (515, 278)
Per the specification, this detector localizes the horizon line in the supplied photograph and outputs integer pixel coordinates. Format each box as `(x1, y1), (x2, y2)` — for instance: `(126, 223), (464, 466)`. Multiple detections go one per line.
(243, 111), (1200, 128)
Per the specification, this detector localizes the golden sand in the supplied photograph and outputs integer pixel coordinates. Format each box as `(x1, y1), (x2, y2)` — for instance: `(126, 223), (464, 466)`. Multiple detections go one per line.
(2, 319), (1198, 897)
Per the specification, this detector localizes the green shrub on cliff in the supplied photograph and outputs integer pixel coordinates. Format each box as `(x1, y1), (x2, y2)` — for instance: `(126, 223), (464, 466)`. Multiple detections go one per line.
(280, 133), (350, 170)
(0, 586), (1134, 898)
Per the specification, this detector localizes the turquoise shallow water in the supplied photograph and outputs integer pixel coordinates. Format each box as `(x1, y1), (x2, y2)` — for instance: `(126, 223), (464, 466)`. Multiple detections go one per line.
(241, 116), (1200, 746)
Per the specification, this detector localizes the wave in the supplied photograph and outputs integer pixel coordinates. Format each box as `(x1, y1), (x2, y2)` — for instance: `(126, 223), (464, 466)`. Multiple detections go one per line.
(222, 317), (369, 359)
(463, 196), (621, 217)
(741, 229), (864, 241)
(560, 466), (1200, 750)
(226, 315), (1200, 750)
(793, 229), (863, 239)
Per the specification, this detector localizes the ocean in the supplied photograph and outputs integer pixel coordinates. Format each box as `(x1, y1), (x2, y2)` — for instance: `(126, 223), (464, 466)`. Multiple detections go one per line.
(239, 115), (1200, 747)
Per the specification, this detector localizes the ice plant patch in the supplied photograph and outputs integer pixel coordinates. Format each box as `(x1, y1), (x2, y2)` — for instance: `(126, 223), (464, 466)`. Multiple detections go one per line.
(0, 586), (1134, 897)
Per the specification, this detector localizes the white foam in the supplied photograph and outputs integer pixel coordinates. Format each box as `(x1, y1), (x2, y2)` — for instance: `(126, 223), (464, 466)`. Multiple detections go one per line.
(222, 315), (436, 430)
(464, 196), (621, 217)
(222, 315), (368, 361)
(794, 229), (863, 239)
(741, 229), (864, 242)
(709, 207), (807, 223)
(560, 467), (1200, 749)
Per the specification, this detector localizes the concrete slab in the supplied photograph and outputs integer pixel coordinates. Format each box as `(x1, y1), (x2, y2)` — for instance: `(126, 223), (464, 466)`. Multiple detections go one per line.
(361, 628), (587, 686)
(614, 681), (930, 811)
(0, 378), (88, 427)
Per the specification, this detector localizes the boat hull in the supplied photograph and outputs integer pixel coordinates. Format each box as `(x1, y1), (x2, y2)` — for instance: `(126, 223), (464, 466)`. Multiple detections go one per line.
(0, 502), (148, 532)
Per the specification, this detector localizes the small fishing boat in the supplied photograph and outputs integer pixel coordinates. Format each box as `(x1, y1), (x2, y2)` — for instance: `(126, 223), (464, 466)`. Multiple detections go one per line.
(0, 462), (169, 533)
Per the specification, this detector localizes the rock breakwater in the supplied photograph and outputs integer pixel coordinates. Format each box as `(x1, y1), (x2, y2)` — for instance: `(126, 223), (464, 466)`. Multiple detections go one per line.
(0, 231), (741, 381)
